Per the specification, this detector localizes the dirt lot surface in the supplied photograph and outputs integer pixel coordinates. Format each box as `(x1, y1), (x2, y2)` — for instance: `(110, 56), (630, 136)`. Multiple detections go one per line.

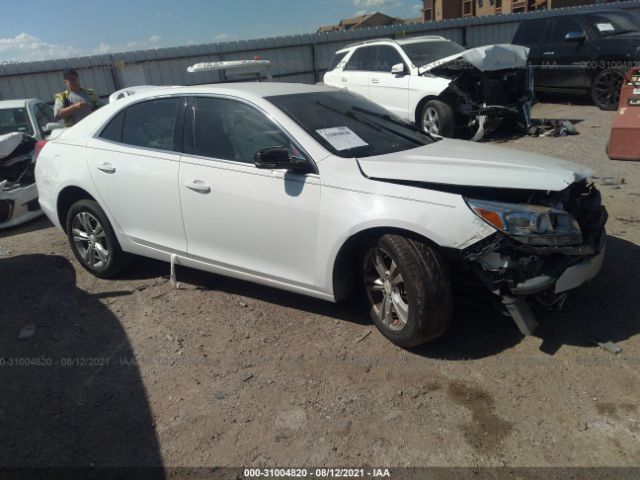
(1, 101), (639, 472)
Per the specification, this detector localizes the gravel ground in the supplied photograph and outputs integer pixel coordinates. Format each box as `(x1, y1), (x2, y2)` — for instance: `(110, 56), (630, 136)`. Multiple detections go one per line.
(0, 101), (638, 472)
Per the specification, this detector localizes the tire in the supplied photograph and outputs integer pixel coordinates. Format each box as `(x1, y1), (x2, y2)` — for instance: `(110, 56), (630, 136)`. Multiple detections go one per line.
(65, 199), (129, 278)
(361, 234), (453, 348)
(591, 68), (625, 111)
(420, 99), (456, 137)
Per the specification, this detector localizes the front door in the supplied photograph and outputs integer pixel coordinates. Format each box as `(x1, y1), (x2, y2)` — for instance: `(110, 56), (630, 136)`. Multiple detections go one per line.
(541, 17), (593, 90)
(368, 46), (411, 121)
(179, 96), (321, 287)
(341, 46), (377, 99)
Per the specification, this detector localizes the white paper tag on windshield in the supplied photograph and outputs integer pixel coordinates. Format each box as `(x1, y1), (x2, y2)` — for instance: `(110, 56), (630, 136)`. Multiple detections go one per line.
(596, 23), (615, 32)
(316, 126), (368, 151)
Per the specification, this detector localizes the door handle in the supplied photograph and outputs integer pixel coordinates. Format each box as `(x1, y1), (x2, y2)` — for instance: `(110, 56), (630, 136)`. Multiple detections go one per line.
(96, 162), (116, 174)
(543, 51), (555, 56)
(371, 78), (380, 84)
(184, 180), (211, 194)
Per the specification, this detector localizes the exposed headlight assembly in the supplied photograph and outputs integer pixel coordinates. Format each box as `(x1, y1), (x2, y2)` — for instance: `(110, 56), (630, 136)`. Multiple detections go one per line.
(465, 198), (582, 246)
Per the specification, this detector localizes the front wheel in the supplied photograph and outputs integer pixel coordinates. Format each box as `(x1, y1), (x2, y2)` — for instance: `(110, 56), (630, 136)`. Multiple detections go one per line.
(65, 199), (129, 278)
(420, 99), (455, 137)
(591, 68), (624, 111)
(361, 234), (453, 348)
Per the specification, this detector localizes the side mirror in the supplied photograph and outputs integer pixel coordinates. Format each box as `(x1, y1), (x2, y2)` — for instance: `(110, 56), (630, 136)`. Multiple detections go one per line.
(564, 31), (587, 43)
(43, 122), (64, 134)
(254, 147), (311, 172)
(391, 63), (406, 75)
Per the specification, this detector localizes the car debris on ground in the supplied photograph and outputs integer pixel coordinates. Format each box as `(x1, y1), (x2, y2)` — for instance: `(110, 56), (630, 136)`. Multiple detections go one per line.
(527, 119), (579, 137)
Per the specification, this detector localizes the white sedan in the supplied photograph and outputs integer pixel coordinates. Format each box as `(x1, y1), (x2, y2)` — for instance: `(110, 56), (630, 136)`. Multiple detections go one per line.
(35, 83), (607, 347)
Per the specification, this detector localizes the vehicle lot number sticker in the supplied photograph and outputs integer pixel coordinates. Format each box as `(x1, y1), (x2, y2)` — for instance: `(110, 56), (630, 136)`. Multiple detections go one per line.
(316, 126), (368, 151)
(596, 23), (615, 32)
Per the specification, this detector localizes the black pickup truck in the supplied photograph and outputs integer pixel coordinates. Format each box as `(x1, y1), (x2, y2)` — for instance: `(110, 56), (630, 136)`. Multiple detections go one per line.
(513, 10), (640, 110)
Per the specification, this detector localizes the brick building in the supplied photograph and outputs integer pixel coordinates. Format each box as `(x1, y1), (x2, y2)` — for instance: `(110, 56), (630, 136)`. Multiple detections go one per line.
(421, 0), (621, 21)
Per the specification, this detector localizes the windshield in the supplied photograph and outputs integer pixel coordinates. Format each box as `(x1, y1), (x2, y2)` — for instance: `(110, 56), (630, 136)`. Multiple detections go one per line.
(587, 12), (640, 36)
(401, 40), (466, 67)
(0, 107), (33, 136)
(266, 91), (433, 159)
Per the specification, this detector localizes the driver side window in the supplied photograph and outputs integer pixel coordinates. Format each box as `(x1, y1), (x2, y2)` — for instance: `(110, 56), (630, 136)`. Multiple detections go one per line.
(193, 97), (299, 164)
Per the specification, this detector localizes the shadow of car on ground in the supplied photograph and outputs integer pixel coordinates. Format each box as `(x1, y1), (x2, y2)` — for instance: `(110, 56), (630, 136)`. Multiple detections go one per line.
(0, 254), (165, 476)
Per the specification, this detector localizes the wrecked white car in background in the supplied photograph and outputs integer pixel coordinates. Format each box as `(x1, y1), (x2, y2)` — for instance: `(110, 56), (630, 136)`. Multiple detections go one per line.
(0, 99), (62, 228)
(0, 132), (42, 228)
(323, 36), (533, 140)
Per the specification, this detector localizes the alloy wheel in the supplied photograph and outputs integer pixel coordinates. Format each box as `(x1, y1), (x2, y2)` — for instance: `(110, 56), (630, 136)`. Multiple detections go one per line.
(71, 211), (111, 269)
(593, 71), (624, 109)
(422, 106), (440, 135)
(363, 246), (410, 331)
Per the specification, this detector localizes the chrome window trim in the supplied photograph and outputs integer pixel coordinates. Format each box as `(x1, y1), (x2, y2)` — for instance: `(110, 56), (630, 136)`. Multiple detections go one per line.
(92, 92), (319, 174)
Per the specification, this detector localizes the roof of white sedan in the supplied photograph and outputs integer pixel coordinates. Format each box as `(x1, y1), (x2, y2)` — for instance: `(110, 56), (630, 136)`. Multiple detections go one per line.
(127, 82), (337, 101)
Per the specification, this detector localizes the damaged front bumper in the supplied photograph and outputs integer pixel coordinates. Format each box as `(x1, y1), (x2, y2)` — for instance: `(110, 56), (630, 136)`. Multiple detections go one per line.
(0, 182), (42, 229)
(468, 229), (607, 298)
(456, 181), (608, 334)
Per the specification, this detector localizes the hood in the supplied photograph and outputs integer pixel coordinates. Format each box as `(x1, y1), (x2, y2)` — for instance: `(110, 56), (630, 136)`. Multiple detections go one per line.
(357, 139), (594, 192)
(419, 44), (530, 75)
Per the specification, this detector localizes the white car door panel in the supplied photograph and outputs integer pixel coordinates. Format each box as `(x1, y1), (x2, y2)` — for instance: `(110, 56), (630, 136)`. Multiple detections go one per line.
(368, 73), (411, 121)
(86, 141), (186, 251)
(179, 96), (321, 287)
(179, 159), (320, 286)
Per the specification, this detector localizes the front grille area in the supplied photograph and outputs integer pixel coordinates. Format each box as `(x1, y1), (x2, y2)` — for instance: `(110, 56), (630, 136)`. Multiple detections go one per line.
(0, 200), (15, 223)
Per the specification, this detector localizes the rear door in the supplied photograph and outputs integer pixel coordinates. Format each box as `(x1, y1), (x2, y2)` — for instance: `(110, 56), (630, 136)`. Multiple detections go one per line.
(368, 45), (411, 121)
(86, 96), (187, 252)
(341, 46), (377, 99)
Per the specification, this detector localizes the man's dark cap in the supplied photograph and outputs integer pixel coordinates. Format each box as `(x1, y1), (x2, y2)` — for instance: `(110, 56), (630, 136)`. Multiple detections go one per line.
(63, 68), (79, 79)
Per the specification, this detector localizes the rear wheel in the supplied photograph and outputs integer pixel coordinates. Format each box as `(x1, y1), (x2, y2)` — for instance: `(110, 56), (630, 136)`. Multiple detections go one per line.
(420, 99), (455, 137)
(65, 200), (129, 278)
(591, 68), (624, 111)
(361, 234), (452, 348)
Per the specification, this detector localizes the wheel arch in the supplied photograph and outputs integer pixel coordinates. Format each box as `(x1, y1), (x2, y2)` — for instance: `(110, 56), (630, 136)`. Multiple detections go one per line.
(414, 95), (442, 126)
(56, 186), (97, 233)
(331, 226), (442, 302)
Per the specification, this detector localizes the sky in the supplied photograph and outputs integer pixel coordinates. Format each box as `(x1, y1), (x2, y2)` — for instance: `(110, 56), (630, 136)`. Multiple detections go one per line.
(0, 0), (422, 63)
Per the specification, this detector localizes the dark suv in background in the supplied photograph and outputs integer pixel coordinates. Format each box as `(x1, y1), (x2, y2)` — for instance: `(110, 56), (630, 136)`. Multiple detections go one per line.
(513, 10), (640, 110)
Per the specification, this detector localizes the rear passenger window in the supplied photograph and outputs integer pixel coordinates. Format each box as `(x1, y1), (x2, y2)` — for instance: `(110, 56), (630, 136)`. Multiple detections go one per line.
(193, 97), (296, 164)
(120, 98), (181, 151)
(344, 46), (377, 71)
(100, 111), (125, 143)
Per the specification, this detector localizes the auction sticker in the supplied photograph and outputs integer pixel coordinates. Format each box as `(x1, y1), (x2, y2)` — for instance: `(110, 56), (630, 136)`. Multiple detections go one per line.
(316, 126), (368, 151)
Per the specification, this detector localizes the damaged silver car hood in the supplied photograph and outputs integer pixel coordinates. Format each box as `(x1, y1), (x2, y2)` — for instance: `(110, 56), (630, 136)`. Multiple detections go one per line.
(357, 139), (594, 191)
(418, 44), (530, 74)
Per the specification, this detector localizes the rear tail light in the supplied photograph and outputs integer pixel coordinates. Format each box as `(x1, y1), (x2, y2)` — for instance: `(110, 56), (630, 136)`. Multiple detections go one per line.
(33, 140), (47, 160)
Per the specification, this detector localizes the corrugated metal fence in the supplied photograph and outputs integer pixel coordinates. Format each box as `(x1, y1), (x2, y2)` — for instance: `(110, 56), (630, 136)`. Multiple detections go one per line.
(2, 1), (640, 103)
